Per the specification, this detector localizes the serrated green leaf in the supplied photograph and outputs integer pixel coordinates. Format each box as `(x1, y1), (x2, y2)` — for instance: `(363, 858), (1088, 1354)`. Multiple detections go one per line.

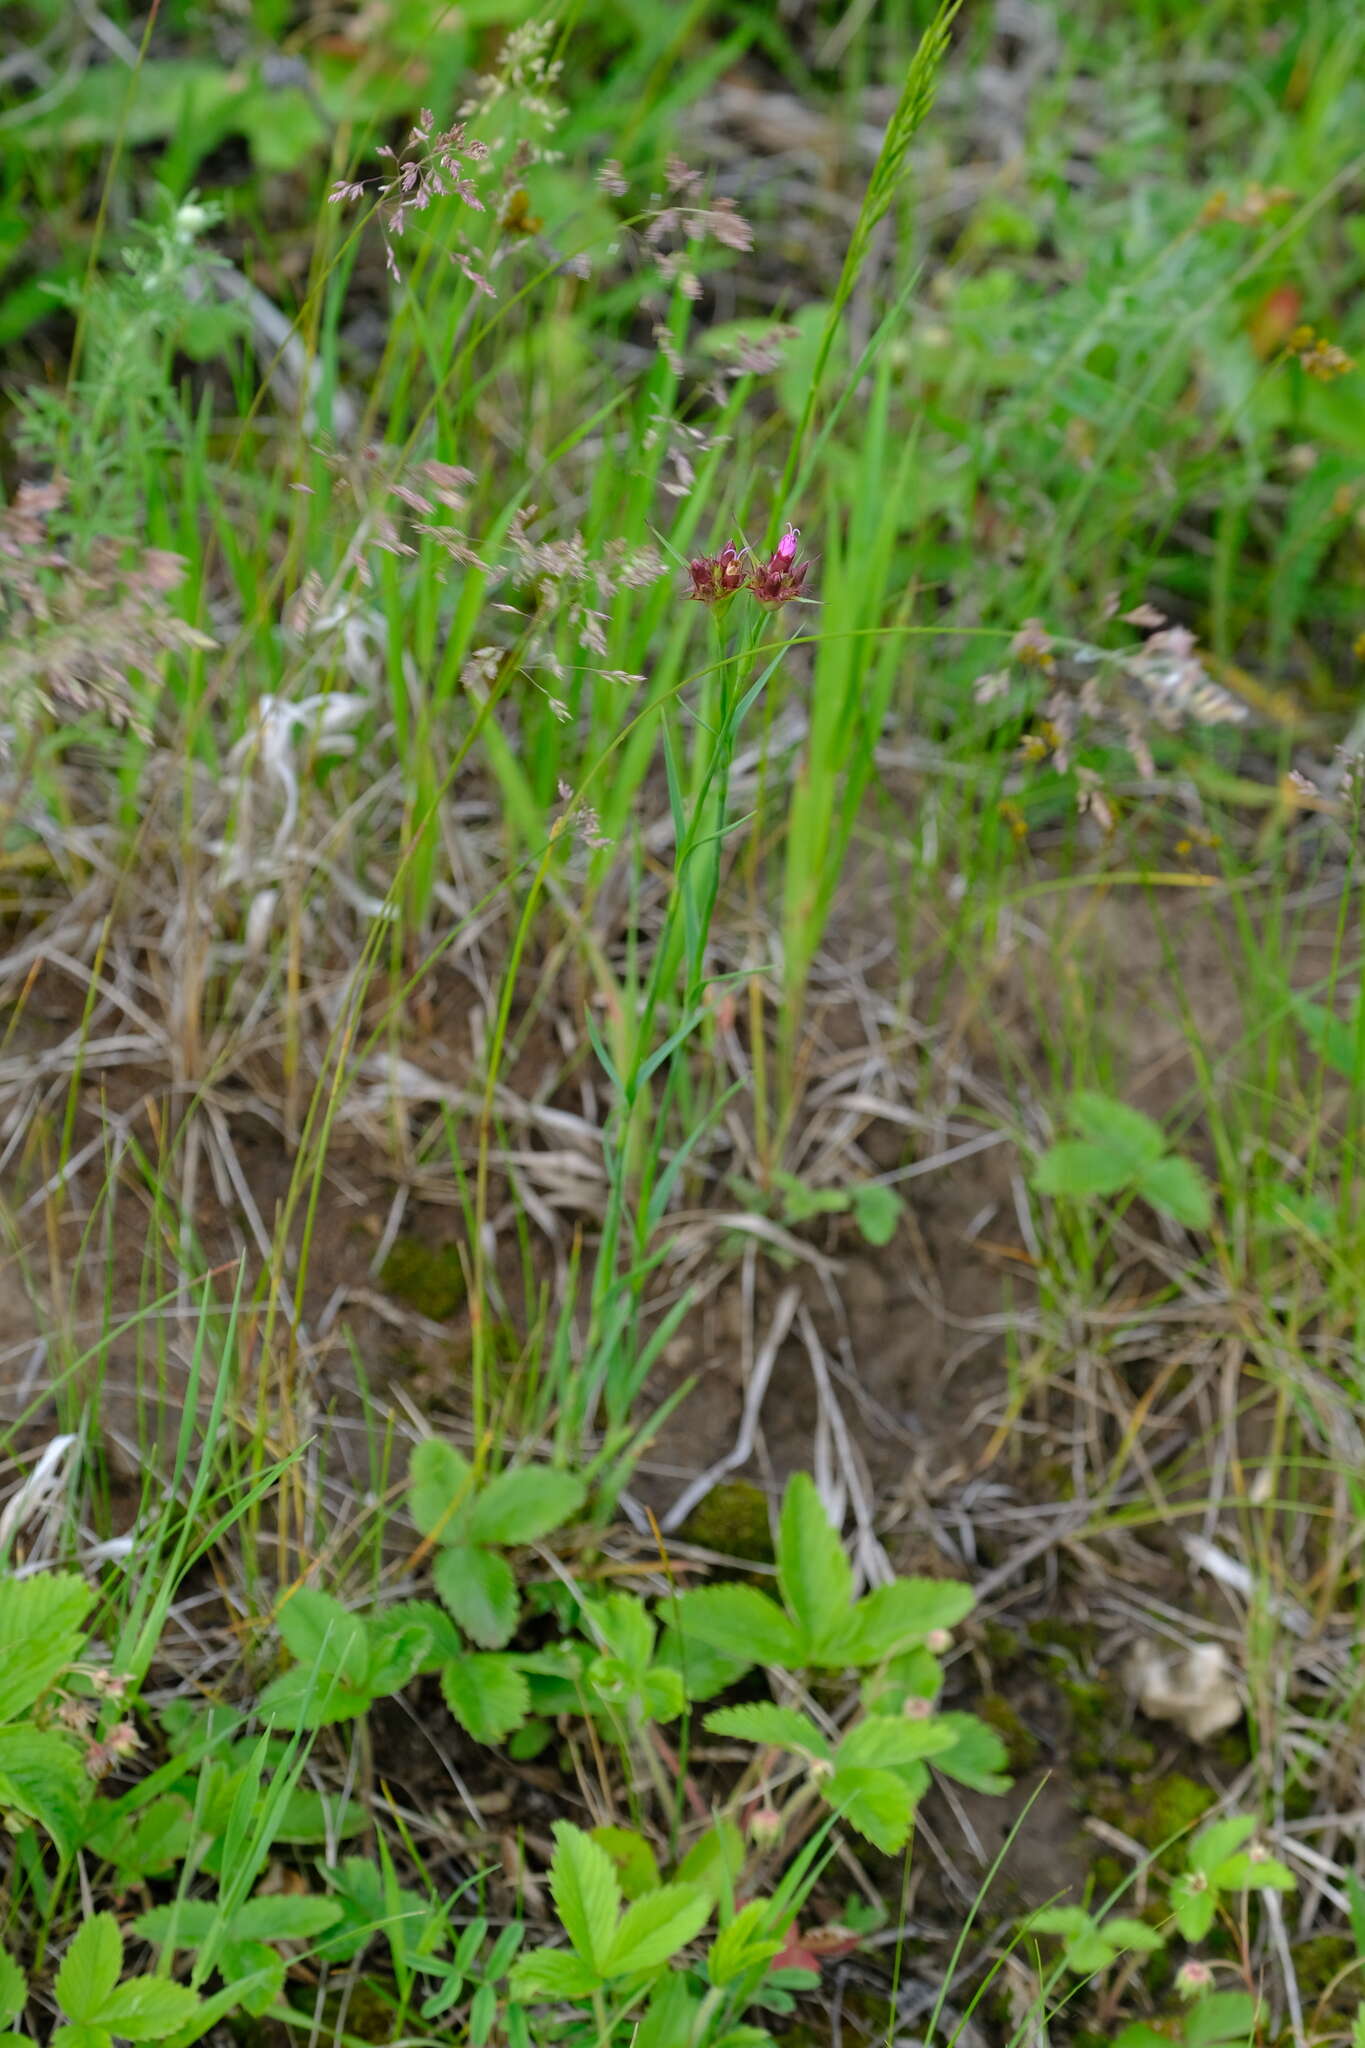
(1292, 996), (1361, 1081)
(704, 1703), (831, 1759)
(0, 1950), (26, 2025)
(507, 1949), (601, 2000)
(434, 1543), (519, 1649)
(1034, 1140), (1134, 1200)
(589, 1826), (660, 1901)
(231, 1896), (344, 1942)
(1064, 1928), (1116, 1973)
(1188, 1816), (1255, 1876)
(549, 1823), (621, 1974)
(440, 1655), (529, 1744)
(829, 1577), (974, 1665)
(98, 1980), (202, 2041)
(604, 1883), (712, 1977)
(1135, 1153), (1213, 1229)
(1028, 1907), (1090, 1938)
(825, 1766), (916, 1853)
(707, 1900), (784, 1989)
(776, 1473), (854, 1659)
(0, 1726), (89, 1858)
(468, 1467), (586, 1546)
(1232, 1856), (1295, 1892)
(52, 2024), (110, 2048)
(1100, 1917), (1164, 1954)
(1067, 1091), (1167, 1168)
(852, 1183), (902, 1245)
(584, 1592), (653, 1671)
(836, 1714), (956, 1771)
(1171, 1877), (1217, 1942)
(669, 1586), (801, 1669)
(1185, 1991), (1260, 2046)
(0, 1573), (92, 1726)
(256, 1665), (365, 1730)
(1113, 2027), (1175, 2048)
(675, 1820), (745, 1902)
(85, 1794), (194, 1880)
(365, 1620), (432, 1696)
(55, 1917), (123, 2023)
(277, 1589), (371, 1687)
(932, 1712), (1012, 1793)
(408, 1440), (473, 1541)
(133, 1904), (217, 1949)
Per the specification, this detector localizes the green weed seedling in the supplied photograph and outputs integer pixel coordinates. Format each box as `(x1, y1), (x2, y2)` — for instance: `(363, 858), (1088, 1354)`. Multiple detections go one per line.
(1115, 1981), (1261, 2048)
(734, 1170), (904, 1249)
(1168, 1816), (1295, 1941)
(0, 1572), (98, 1862)
(135, 1894), (341, 2019)
(1033, 1089), (1213, 1229)
(509, 1820), (786, 2048)
(386, 1439), (588, 1745)
(256, 1588), (431, 1730)
(672, 1473), (1007, 1851)
(1026, 1904), (1165, 1977)
(9, 1914), (201, 2048)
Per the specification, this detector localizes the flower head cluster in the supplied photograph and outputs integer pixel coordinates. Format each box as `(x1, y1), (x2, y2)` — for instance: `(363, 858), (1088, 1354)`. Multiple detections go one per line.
(1287, 324), (1355, 382)
(687, 524), (811, 610)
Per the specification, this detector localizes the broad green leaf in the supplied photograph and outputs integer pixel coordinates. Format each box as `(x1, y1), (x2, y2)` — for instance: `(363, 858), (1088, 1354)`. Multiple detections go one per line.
(825, 1766), (915, 1853)
(134, 1905), (217, 1948)
(468, 1468), (586, 1547)
(1226, 1855), (1295, 1892)
(52, 2025), (109, 2048)
(55, 1916), (123, 2023)
(1114, 2027), (1175, 2048)
(408, 1440), (473, 1541)
(1100, 1917), (1164, 1954)
(675, 1821), (745, 1902)
(440, 1655), (529, 1744)
(275, 1789), (368, 1842)
(1188, 1816), (1256, 1876)
(1170, 1877), (1217, 1942)
(0, 1950), (26, 2023)
(835, 1714), (956, 1771)
(385, 1598), (463, 1665)
(654, 1620), (752, 1701)
(0, 1573), (91, 1725)
(508, 1949), (601, 2000)
(932, 1712), (1012, 1793)
(828, 1577), (974, 1665)
(704, 1703), (831, 1760)
(776, 1473), (853, 1658)
(1067, 1091), (1167, 1168)
(633, 1971), (702, 2048)
(365, 1621), (433, 1696)
(589, 1826), (660, 1901)
(584, 1592), (653, 1671)
(276, 1590), (370, 1688)
(670, 1586), (801, 1669)
(231, 1897), (345, 1942)
(1033, 1141), (1133, 1200)
(222, 1944), (283, 2017)
(1292, 996), (1361, 1081)
(98, 1980), (202, 2040)
(604, 1883), (712, 1977)
(85, 1794), (194, 1879)
(0, 1726), (89, 1859)
(434, 1543), (519, 1649)
(707, 1901), (784, 1988)
(852, 1183), (902, 1246)
(1135, 1154), (1213, 1229)
(1185, 1991), (1260, 2046)
(549, 1822), (621, 1974)
(1065, 1928), (1117, 1973)
(1028, 1908), (1091, 1937)
(256, 1665), (364, 1730)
